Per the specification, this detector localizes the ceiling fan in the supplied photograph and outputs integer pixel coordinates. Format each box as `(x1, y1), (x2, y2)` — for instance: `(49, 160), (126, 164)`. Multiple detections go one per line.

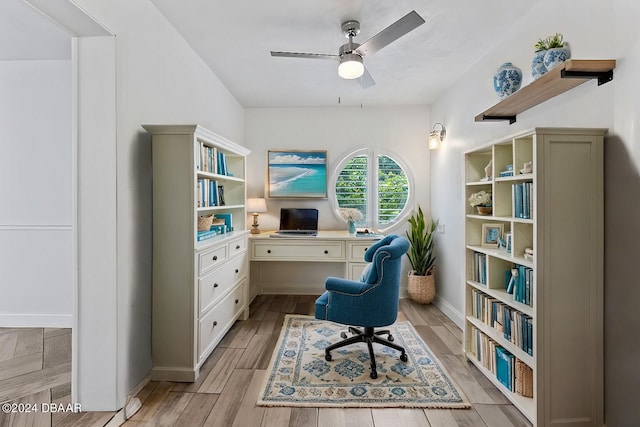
(270, 10), (425, 88)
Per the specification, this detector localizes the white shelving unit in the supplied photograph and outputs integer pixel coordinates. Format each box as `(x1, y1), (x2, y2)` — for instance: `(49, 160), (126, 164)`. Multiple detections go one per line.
(143, 124), (250, 382)
(463, 128), (605, 426)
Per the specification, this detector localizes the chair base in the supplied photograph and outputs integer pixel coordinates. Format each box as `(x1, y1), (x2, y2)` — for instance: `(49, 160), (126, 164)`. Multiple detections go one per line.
(324, 326), (408, 379)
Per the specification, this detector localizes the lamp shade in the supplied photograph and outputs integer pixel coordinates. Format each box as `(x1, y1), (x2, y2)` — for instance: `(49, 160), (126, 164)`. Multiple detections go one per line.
(246, 197), (267, 213)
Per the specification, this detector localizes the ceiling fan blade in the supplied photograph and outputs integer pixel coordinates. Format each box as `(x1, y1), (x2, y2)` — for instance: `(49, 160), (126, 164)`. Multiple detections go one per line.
(356, 10), (425, 57)
(271, 51), (338, 60)
(359, 66), (375, 89)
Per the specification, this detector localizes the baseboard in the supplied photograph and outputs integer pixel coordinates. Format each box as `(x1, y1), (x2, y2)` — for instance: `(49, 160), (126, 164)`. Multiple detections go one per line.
(150, 366), (197, 382)
(260, 284), (325, 295)
(432, 296), (464, 329)
(0, 313), (73, 328)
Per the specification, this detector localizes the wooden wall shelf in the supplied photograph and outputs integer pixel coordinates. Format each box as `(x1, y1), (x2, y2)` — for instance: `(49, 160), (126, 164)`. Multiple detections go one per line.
(475, 59), (616, 124)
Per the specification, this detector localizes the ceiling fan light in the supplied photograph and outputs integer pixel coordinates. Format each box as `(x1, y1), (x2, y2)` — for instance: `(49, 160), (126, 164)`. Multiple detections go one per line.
(338, 53), (364, 79)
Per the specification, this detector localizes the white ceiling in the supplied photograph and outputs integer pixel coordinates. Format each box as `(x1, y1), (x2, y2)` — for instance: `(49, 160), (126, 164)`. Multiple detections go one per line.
(150, 0), (543, 108)
(4, 1), (543, 108)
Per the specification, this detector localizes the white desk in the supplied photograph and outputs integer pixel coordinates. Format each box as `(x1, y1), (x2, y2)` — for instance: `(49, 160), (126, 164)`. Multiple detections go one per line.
(248, 230), (382, 297)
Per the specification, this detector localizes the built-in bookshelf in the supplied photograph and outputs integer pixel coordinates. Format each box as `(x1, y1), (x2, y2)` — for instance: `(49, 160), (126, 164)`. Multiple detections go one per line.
(143, 124), (250, 382)
(463, 128), (605, 426)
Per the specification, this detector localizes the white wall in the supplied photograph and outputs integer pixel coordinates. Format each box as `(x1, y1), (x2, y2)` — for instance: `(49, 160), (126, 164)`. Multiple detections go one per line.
(0, 60), (73, 327)
(73, 0), (246, 410)
(245, 106), (430, 230)
(429, 0), (639, 424)
(245, 106), (430, 294)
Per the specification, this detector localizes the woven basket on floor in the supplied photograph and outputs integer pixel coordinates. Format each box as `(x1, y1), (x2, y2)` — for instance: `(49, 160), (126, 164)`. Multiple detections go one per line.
(407, 270), (436, 304)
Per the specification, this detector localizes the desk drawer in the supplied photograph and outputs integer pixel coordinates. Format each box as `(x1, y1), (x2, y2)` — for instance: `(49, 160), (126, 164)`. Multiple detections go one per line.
(347, 242), (374, 262)
(252, 241), (344, 261)
(199, 255), (247, 314)
(199, 245), (227, 274)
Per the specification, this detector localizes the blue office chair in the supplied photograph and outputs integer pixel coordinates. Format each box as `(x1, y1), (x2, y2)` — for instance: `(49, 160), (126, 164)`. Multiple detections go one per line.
(314, 234), (410, 379)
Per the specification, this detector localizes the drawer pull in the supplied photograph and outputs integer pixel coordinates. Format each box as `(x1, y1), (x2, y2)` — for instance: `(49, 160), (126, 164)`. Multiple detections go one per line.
(213, 283), (219, 288)
(235, 269), (239, 274)
(267, 249), (271, 253)
(324, 250), (329, 254)
(212, 255), (218, 261)
(212, 321), (218, 327)
(235, 244), (241, 250)
(235, 299), (239, 304)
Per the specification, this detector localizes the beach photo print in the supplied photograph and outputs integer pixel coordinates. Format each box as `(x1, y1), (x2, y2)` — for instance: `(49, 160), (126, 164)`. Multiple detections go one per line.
(267, 150), (327, 198)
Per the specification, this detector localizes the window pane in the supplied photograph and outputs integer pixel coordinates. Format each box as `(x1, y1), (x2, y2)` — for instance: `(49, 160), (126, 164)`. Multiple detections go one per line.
(336, 155), (367, 222)
(378, 155), (408, 225)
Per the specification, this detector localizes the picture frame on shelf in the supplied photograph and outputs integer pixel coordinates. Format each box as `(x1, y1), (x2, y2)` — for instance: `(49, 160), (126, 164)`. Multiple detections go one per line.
(481, 223), (503, 248)
(267, 150), (328, 198)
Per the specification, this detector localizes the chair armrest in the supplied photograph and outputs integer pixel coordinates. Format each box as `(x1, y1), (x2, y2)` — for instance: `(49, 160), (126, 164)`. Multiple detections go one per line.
(325, 277), (370, 295)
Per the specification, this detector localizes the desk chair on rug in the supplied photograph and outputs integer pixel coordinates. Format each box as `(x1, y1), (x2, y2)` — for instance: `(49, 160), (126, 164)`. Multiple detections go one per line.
(314, 234), (410, 379)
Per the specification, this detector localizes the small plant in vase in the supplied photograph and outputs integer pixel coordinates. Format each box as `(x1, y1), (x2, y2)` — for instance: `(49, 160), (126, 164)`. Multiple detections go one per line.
(338, 207), (363, 234)
(468, 190), (492, 215)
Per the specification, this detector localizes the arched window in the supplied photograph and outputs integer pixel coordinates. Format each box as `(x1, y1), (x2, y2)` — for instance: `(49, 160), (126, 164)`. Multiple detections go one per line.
(331, 148), (412, 231)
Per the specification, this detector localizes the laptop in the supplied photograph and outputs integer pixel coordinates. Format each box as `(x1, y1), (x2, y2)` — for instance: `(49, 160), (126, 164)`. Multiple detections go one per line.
(271, 208), (318, 237)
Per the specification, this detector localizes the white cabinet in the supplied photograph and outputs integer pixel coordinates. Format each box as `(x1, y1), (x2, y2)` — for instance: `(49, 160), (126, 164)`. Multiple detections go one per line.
(463, 128), (605, 426)
(248, 231), (382, 295)
(143, 124), (250, 382)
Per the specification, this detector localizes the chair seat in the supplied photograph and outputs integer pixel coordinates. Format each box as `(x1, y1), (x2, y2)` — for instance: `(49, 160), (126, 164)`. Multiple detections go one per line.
(313, 235), (410, 379)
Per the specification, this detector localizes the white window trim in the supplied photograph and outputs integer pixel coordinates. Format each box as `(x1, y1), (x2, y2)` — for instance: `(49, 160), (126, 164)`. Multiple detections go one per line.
(329, 147), (414, 232)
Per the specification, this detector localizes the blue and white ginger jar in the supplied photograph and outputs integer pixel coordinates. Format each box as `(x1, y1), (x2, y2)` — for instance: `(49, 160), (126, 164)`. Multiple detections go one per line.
(531, 50), (547, 80)
(493, 62), (523, 100)
(543, 46), (570, 71)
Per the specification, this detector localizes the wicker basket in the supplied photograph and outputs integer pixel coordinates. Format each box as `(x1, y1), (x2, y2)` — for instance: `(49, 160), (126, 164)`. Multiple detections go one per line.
(197, 215), (214, 231)
(407, 270), (436, 304)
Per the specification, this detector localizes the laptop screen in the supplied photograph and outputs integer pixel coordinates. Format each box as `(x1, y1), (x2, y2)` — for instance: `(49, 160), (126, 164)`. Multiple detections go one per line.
(279, 208), (318, 232)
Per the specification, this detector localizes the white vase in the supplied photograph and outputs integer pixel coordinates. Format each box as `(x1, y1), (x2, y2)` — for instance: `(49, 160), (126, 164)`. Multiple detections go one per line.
(531, 50), (547, 80)
(543, 47), (571, 71)
(493, 62), (523, 100)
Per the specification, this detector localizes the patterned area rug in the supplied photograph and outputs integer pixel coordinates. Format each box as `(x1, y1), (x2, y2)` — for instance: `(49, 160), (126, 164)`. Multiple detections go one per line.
(257, 315), (470, 408)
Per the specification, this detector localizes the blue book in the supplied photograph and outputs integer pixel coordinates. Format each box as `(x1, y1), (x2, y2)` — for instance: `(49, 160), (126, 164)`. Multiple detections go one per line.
(495, 347), (513, 391)
(513, 183), (524, 218)
(215, 212), (233, 232)
(197, 230), (217, 241)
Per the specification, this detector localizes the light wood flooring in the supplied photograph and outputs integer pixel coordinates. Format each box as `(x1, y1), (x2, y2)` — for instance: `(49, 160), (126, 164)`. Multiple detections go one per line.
(0, 296), (533, 426)
(123, 295), (532, 427)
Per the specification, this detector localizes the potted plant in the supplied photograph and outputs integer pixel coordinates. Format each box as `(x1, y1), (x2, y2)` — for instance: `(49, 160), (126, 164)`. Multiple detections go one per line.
(405, 207), (438, 304)
(468, 190), (492, 215)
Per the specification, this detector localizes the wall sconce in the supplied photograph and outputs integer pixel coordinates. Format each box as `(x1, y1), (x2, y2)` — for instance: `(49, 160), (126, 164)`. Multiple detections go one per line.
(246, 198), (267, 234)
(429, 123), (446, 150)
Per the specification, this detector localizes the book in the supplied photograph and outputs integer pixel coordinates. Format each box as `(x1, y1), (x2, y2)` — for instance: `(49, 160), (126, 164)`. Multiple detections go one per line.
(196, 230), (217, 241)
(215, 213), (233, 232)
(495, 347), (514, 391)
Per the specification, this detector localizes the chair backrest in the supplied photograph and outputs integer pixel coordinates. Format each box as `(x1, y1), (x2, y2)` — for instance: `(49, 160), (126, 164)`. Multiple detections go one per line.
(360, 235), (409, 285)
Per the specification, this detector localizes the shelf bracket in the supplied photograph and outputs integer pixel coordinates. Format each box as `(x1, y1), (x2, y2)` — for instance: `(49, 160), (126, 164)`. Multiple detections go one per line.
(560, 69), (614, 86)
(481, 115), (517, 124)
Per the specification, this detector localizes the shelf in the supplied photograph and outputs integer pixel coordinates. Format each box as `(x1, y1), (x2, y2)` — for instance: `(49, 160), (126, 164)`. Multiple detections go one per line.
(475, 59), (616, 124)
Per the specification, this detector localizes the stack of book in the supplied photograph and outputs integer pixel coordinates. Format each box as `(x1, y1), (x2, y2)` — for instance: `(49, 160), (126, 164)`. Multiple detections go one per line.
(196, 143), (232, 176)
(512, 182), (534, 219)
(499, 164), (514, 177)
(472, 252), (487, 285)
(197, 179), (224, 207)
(505, 265), (533, 306)
(196, 229), (217, 242)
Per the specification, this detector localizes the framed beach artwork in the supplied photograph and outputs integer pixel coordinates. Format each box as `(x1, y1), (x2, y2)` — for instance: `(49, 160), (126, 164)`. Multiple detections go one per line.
(267, 150), (328, 198)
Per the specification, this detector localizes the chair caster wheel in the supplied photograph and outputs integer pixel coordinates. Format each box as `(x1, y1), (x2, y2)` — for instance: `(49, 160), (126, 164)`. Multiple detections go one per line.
(400, 353), (408, 362)
(388, 335), (394, 342)
(340, 332), (347, 339)
(325, 353), (332, 361)
(370, 371), (378, 379)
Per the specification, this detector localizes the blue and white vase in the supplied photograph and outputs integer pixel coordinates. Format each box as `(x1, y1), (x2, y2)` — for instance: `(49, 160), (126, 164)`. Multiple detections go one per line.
(493, 62), (523, 100)
(543, 47), (570, 71)
(531, 50), (547, 80)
